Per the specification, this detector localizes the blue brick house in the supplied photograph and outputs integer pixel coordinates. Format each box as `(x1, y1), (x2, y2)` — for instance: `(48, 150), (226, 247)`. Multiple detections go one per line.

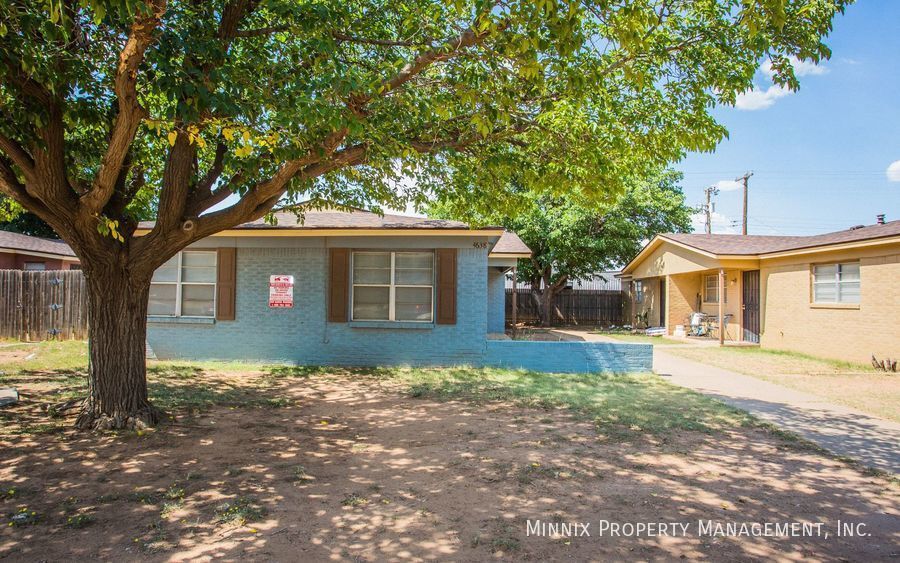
(140, 209), (650, 373)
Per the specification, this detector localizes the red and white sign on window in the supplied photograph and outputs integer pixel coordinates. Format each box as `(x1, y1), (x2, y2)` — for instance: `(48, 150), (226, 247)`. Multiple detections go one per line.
(268, 275), (294, 308)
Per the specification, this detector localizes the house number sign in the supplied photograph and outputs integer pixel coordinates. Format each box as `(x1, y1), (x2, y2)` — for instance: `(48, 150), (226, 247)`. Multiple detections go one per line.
(268, 275), (294, 308)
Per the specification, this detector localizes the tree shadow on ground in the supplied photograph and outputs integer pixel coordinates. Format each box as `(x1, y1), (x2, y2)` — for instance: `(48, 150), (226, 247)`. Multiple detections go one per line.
(0, 368), (897, 561)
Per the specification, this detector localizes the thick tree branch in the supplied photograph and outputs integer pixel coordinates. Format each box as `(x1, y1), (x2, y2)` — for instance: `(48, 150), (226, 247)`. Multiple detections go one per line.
(0, 155), (71, 238)
(380, 26), (492, 95)
(196, 142), (228, 194)
(179, 129), (349, 240)
(81, 0), (166, 214)
(0, 157), (35, 208)
(348, 21), (499, 111)
(155, 132), (197, 232)
(0, 133), (36, 180)
(218, 0), (257, 42)
(186, 170), (243, 216)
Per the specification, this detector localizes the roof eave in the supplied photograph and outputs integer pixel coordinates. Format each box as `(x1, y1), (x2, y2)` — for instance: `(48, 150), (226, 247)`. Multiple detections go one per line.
(133, 227), (504, 237)
(488, 252), (531, 259)
(0, 247), (79, 260)
(759, 234), (900, 259)
(620, 236), (665, 275)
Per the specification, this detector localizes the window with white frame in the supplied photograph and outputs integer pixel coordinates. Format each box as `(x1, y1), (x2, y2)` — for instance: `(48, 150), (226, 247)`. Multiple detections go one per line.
(703, 274), (727, 304)
(634, 280), (644, 303)
(23, 262), (46, 271)
(351, 251), (434, 322)
(149, 251), (217, 317)
(813, 262), (860, 304)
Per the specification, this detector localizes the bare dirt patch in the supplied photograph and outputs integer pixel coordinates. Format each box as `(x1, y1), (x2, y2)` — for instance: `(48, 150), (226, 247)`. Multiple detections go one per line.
(1, 372), (898, 561)
(0, 346), (33, 364)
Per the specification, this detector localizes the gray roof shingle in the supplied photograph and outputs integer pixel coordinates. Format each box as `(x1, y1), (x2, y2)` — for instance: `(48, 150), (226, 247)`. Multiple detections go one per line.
(663, 219), (900, 256)
(139, 208), (480, 231)
(490, 231), (531, 255)
(0, 230), (76, 258)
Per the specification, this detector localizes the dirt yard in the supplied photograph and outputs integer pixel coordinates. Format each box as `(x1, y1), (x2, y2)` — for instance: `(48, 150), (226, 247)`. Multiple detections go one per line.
(2, 360), (898, 561)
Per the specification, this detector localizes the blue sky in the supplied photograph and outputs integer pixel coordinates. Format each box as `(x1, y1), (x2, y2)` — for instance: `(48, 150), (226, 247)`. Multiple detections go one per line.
(678, 0), (900, 235)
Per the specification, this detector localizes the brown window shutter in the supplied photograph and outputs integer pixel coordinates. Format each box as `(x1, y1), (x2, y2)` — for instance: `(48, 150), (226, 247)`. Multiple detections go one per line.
(216, 247), (237, 321)
(436, 248), (457, 324)
(328, 248), (350, 322)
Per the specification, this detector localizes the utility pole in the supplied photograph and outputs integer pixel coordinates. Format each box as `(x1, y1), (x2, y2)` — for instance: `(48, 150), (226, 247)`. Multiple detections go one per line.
(736, 171), (753, 235)
(703, 185), (720, 234)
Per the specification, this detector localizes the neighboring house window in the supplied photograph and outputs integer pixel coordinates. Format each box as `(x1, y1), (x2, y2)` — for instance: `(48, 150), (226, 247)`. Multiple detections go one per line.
(149, 251), (217, 317)
(634, 280), (644, 303)
(703, 274), (727, 303)
(23, 262), (46, 271)
(813, 262), (860, 304)
(351, 251), (434, 322)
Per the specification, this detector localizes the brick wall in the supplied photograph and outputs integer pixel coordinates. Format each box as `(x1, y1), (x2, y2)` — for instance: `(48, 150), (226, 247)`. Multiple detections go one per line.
(486, 268), (506, 333)
(667, 273), (700, 334)
(697, 269), (742, 341)
(760, 248), (900, 362)
(0, 253), (75, 270)
(147, 240), (650, 373)
(148, 244), (490, 366)
(484, 341), (652, 373)
(634, 277), (658, 327)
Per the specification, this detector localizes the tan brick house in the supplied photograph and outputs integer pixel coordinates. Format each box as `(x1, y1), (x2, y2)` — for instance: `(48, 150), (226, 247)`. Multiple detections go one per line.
(619, 220), (900, 363)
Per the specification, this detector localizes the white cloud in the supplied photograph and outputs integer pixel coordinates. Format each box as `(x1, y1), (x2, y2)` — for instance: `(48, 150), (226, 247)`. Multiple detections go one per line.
(691, 211), (738, 234)
(761, 55), (829, 79)
(734, 84), (791, 111)
(713, 179), (743, 192)
(735, 56), (828, 111)
(887, 160), (900, 182)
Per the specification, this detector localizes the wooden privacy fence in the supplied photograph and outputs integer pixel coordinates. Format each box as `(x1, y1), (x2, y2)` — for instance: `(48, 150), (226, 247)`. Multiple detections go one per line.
(0, 270), (88, 341)
(506, 288), (625, 326)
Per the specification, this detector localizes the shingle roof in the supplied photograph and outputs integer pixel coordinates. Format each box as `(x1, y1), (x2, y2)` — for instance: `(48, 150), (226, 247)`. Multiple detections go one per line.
(490, 231), (531, 255)
(0, 230), (76, 258)
(138, 208), (482, 231)
(663, 219), (900, 256)
(238, 210), (472, 230)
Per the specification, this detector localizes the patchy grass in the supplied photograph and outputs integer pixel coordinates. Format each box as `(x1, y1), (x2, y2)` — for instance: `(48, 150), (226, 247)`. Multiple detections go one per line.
(386, 366), (755, 438)
(340, 493), (370, 508)
(668, 346), (900, 422)
(0, 340), (89, 377)
(64, 513), (95, 529)
(1, 340), (763, 440)
(214, 497), (265, 525)
(0, 341), (294, 436)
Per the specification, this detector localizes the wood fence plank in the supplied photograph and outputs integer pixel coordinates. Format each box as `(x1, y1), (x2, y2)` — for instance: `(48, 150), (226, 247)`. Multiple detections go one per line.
(0, 269), (89, 341)
(505, 288), (624, 326)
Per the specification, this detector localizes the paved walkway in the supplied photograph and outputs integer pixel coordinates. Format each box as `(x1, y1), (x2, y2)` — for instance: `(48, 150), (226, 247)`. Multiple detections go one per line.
(654, 349), (900, 474)
(551, 330), (900, 474)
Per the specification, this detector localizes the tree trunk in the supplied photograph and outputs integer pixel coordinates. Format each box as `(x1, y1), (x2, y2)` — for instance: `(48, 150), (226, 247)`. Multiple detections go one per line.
(539, 289), (554, 327)
(75, 269), (162, 430)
